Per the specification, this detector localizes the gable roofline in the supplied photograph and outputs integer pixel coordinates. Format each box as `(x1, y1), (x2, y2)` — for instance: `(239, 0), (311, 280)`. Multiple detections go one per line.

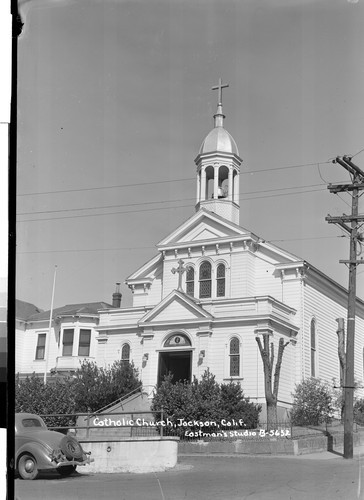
(16, 299), (43, 321)
(138, 289), (213, 325)
(125, 253), (162, 282)
(157, 208), (250, 247)
(275, 260), (364, 313)
(24, 301), (114, 323)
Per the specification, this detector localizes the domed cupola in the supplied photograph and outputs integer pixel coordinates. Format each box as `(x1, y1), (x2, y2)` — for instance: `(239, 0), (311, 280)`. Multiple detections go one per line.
(195, 79), (242, 225)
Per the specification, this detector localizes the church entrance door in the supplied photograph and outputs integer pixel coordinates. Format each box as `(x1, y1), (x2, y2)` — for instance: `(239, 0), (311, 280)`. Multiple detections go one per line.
(158, 351), (192, 385)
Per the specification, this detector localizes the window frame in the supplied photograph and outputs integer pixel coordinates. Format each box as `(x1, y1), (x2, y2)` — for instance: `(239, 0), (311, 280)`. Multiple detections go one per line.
(199, 261), (212, 299)
(310, 319), (316, 377)
(121, 343), (131, 363)
(216, 263), (226, 297)
(229, 337), (240, 377)
(35, 333), (46, 360)
(186, 265), (195, 297)
(62, 328), (74, 357)
(78, 329), (91, 357)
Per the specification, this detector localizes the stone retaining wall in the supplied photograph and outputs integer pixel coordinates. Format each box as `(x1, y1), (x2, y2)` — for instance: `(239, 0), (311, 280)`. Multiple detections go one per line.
(178, 431), (364, 456)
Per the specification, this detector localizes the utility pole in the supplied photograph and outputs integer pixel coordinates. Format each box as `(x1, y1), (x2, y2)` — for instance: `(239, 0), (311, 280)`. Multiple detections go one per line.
(326, 156), (364, 459)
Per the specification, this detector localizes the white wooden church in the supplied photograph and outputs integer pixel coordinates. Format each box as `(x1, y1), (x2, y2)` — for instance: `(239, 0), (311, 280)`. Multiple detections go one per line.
(16, 81), (364, 419)
(94, 81), (364, 418)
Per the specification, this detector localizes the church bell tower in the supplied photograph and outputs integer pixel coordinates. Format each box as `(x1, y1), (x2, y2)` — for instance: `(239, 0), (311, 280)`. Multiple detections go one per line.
(195, 79), (242, 225)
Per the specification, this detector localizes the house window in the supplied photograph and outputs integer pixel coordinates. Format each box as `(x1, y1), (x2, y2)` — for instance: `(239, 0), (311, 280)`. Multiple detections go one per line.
(229, 337), (240, 377)
(121, 343), (130, 363)
(35, 334), (46, 360)
(216, 264), (226, 297)
(78, 329), (91, 356)
(186, 266), (194, 296)
(310, 319), (316, 377)
(62, 329), (74, 356)
(199, 261), (212, 298)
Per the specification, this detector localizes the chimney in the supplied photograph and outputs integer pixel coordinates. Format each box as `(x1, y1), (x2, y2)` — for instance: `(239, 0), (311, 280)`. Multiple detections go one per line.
(112, 282), (122, 308)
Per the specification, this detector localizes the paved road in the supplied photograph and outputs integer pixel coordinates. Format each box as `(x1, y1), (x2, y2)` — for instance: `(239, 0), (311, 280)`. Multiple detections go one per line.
(13, 452), (364, 500)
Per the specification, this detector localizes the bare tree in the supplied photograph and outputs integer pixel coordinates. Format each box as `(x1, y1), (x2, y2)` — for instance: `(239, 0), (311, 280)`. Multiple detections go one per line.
(255, 335), (290, 430)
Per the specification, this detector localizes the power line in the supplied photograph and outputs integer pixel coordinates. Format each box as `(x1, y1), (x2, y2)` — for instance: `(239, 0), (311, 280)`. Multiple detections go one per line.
(17, 183), (327, 216)
(351, 147), (364, 159)
(268, 235), (346, 243)
(17, 235), (345, 255)
(17, 186), (327, 222)
(16, 161), (331, 197)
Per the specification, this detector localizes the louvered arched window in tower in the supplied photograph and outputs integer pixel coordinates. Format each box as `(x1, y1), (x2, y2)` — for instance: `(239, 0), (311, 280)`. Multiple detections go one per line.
(229, 337), (240, 377)
(199, 261), (212, 298)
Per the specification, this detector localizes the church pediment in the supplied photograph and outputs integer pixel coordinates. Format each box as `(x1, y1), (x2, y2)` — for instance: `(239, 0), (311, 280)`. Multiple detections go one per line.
(126, 254), (163, 282)
(138, 290), (213, 326)
(158, 209), (249, 248)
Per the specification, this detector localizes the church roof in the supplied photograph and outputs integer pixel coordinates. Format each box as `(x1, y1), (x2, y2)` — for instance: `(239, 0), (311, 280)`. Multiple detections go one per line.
(199, 126), (239, 156)
(198, 81), (239, 156)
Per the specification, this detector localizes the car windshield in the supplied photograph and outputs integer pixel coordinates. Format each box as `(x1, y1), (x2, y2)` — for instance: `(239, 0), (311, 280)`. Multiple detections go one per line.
(22, 418), (43, 428)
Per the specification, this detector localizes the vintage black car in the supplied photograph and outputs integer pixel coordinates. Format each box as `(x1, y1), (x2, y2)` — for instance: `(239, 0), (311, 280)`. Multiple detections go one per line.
(15, 413), (93, 480)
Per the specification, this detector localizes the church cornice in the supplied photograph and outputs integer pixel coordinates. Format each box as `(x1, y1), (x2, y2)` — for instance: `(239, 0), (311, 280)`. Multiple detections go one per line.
(138, 318), (214, 329)
(158, 234), (258, 253)
(194, 150), (243, 166)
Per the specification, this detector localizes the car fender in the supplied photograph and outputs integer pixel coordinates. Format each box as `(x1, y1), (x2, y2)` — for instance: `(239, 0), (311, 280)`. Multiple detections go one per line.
(16, 442), (54, 470)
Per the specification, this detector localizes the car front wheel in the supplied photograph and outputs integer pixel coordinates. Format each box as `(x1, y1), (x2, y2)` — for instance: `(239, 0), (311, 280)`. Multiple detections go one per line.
(57, 465), (76, 477)
(18, 453), (39, 480)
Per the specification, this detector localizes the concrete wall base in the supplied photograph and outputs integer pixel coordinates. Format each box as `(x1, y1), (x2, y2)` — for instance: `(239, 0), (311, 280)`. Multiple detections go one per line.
(178, 432), (364, 456)
(79, 437), (179, 473)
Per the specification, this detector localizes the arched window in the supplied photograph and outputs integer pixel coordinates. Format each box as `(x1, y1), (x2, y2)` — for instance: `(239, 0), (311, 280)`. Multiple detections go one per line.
(229, 337), (240, 377)
(216, 264), (226, 297)
(186, 266), (195, 297)
(121, 343), (130, 364)
(310, 319), (316, 377)
(199, 261), (212, 298)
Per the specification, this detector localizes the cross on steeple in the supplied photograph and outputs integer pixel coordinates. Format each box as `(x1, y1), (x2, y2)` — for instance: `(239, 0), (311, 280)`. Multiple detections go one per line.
(212, 78), (229, 106)
(171, 259), (187, 292)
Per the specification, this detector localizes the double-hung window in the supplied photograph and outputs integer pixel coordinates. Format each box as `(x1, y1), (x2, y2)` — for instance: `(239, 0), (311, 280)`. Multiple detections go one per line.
(62, 329), (74, 356)
(78, 329), (91, 356)
(35, 334), (46, 360)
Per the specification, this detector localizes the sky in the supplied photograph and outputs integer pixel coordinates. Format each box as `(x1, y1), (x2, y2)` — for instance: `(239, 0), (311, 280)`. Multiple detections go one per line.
(16, 0), (364, 311)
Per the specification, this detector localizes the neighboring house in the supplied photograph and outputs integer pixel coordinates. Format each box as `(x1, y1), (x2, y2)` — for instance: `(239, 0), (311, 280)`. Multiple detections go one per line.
(16, 299), (116, 381)
(94, 92), (364, 418)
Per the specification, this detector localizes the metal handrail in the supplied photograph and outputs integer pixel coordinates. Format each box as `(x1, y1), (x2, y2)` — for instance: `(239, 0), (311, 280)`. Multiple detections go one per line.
(40, 408), (165, 438)
(89, 384), (143, 416)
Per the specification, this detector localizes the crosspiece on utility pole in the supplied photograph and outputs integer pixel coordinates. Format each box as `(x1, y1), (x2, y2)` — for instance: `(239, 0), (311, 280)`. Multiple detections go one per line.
(326, 215), (364, 223)
(339, 260), (364, 265)
(328, 183), (364, 193)
(326, 155), (364, 460)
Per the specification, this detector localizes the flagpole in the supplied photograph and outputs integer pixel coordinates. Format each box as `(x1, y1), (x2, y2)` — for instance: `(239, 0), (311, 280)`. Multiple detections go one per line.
(44, 265), (57, 384)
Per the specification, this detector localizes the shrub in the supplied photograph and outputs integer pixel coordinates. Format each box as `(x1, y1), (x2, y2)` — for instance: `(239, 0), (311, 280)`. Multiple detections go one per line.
(72, 359), (141, 412)
(290, 378), (334, 426)
(15, 373), (76, 429)
(151, 370), (261, 437)
(220, 382), (261, 429)
(15, 360), (141, 426)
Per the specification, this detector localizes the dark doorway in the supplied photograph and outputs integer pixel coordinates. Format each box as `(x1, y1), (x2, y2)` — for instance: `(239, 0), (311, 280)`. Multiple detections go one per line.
(158, 351), (192, 385)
